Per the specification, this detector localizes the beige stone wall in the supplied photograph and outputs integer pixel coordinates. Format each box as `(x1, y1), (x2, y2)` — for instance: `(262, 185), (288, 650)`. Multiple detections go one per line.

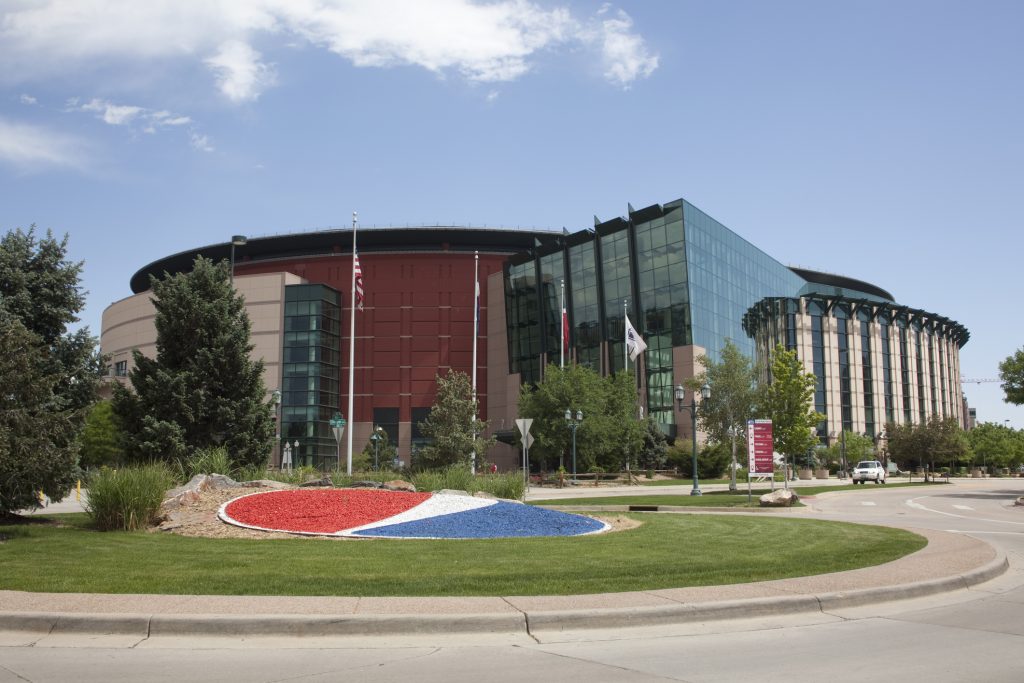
(753, 303), (965, 447)
(99, 272), (302, 399)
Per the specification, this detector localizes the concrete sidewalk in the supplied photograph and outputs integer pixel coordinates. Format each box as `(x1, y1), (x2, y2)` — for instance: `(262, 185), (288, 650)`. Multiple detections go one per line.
(0, 527), (1007, 641)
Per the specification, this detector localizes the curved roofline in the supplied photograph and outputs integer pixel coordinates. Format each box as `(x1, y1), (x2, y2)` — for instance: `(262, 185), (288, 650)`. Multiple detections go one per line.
(788, 266), (894, 302)
(130, 225), (559, 293)
(743, 295), (969, 348)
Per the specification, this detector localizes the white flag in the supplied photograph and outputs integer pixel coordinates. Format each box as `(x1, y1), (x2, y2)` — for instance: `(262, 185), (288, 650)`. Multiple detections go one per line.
(624, 314), (647, 361)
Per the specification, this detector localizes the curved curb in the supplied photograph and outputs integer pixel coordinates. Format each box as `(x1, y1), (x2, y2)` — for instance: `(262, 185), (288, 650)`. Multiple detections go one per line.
(0, 549), (1007, 639)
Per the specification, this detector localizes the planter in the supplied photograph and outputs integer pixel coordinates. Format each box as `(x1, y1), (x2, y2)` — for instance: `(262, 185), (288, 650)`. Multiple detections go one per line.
(814, 469), (829, 479)
(971, 469), (983, 478)
(798, 468), (813, 480)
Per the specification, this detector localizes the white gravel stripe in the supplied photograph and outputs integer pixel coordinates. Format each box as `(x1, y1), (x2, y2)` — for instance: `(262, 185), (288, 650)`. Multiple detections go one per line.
(340, 493), (498, 536)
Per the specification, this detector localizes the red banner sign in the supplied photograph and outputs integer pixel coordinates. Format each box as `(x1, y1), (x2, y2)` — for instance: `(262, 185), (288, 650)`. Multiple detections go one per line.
(748, 419), (774, 475)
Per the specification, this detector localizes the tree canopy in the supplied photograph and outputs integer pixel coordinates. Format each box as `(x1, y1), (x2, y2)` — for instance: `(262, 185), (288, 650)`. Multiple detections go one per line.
(414, 370), (495, 470)
(517, 364), (645, 472)
(0, 227), (102, 514)
(998, 348), (1024, 405)
(688, 339), (759, 446)
(758, 344), (823, 459)
(112, 256), (274, 468)
(964, 421), (1024, 471)
(885, 417), (968, 471)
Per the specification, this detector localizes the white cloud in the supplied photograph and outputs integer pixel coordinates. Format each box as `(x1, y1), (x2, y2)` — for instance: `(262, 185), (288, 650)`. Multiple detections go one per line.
(190, 132), (214, 153)
(19, 94), (37, 105)
(76, 98), (193, 133)
(596, 6), (658, 88)
(0, 1), (659, 100)
(486, 90), (500, 103)
(204, 39), (276, 102)
(0, 117), (88, 171)
(80, 98), (143, 125)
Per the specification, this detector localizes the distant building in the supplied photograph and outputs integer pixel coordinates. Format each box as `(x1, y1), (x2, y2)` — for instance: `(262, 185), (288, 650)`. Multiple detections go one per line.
(102, 197), (968, 469)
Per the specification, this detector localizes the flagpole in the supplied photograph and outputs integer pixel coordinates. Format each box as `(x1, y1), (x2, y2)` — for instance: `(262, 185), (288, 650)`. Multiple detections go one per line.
(623, 299), (628, 372)
(560, 279), (565, 369)
(346, 211), (357, 475)
(471, 251), (479, 475)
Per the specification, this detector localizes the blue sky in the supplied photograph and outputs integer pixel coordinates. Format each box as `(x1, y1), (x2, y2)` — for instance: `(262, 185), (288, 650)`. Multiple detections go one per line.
(1, 0), (1021, 427)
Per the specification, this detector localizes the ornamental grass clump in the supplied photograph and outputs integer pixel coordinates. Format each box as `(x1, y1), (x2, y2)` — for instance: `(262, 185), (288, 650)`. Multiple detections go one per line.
(175, 446), (235, 483)
(475, 471), (525, 500)
(85, 463), (174, 531)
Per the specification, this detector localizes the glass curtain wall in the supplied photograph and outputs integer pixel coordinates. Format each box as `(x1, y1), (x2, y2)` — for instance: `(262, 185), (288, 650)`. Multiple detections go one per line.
(568, 241), (601, 371)
(808, 300), (828, 428)
(282, 284), (341, 469)
(634, 208), (688, 427)
(538, 251), (566, 366)
(859, 311), (874, 436)
(836, 306), (852, 432)
(899, 322), (913, 423)
(682, 200), (804, 362)
(599, 228), (633, 375)
(915, 326), (927, 420)
(505, 259), (541, 384)
(880, 318), (895, 423)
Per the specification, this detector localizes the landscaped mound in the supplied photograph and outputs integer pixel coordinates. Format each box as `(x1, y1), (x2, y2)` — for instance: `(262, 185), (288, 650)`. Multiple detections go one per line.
(219, 488), (610, 539)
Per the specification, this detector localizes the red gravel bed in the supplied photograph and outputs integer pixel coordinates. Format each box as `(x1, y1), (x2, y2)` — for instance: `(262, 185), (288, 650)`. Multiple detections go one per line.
(223, 489), (431, 534)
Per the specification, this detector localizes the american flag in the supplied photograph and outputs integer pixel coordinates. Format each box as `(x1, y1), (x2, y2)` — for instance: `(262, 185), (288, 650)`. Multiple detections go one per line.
(354, 253), (364, 310)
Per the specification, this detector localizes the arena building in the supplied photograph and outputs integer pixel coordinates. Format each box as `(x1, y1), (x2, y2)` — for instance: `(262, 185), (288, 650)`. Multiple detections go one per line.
(101, 197), (968, 470)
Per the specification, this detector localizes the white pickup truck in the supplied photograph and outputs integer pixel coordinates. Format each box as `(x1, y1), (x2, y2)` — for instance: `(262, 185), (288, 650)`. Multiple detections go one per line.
(852, 460), (886, 484)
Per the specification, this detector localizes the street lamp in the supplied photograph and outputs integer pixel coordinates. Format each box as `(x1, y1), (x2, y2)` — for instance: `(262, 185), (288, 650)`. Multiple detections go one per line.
(230, 234), (247, 282)
(675, 382), (710, 496)
(272, 389), (282, 468)
(370, 426), (384, 471)
(564, 409), (583, 482)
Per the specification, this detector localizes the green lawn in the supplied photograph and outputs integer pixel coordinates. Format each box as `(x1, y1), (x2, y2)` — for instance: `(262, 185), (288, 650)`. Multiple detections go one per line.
(533, 481), (945, 507)
(0, 512), (924, 597)
(534, 494), (768, 507)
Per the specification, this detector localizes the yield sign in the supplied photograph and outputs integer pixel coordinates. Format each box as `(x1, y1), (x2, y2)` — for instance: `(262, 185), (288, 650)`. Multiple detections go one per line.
(514, 418), (534, 449)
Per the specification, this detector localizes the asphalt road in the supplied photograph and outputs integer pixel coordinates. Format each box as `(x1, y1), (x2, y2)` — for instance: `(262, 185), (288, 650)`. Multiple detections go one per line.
(3, 479), (1023, 682)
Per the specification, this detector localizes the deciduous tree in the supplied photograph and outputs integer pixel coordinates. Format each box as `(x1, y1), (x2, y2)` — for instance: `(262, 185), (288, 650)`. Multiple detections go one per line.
(758, 344), (823, 467)
(688, 339), (759, 490)
(998, 348), (1024, 405)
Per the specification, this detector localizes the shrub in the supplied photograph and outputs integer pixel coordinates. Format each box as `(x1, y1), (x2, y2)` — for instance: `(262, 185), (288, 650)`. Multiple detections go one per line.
(475, 471), (526, 500)
(175, 446), (235, 483)
(85, 463), (174, 531)
(411, 465), (475, 493)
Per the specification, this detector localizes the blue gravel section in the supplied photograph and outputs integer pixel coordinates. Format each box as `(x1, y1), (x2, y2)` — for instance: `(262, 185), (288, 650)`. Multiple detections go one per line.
(352, 501), (606, 539)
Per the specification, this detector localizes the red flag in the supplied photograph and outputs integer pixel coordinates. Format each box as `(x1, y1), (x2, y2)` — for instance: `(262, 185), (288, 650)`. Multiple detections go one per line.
(354, 253), (365, 310)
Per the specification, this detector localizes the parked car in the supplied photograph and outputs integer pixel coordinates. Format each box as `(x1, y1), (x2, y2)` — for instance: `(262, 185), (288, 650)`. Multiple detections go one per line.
(852, 460), (886, 484)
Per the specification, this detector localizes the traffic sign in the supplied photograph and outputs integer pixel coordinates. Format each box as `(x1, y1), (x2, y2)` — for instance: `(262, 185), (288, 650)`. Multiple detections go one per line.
(330, 412), (346, 444)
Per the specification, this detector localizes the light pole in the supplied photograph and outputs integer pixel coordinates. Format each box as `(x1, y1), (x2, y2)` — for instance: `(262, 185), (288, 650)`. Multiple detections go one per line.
(272, 389), (282, 468)
(229, 234), (247, 282)
(564, 409), (582, 482)
(675, 382), (710, 496)
(370, 426), (384, 471)
(292, 440), (299, 468)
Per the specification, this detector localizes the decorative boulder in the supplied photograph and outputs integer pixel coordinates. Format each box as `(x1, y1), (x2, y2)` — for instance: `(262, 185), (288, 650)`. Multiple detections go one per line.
(349, 480), (384, 489)
(383, 479), (416, 492)
(436, 489), (473, 497)
(298, 476), (334, 487)
(241, 479), (294, 490)
(759, 489), (799, 507)
(162, 473), (240, 511)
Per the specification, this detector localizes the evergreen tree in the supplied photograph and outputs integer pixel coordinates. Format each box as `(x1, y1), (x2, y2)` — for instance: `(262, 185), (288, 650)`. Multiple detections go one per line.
(79, 401), (123, 469)
(759, 344), (823, 468)
(415, 370), (495, 470)
(112, 257), (274, 468)
(0, 227), (102, 515)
